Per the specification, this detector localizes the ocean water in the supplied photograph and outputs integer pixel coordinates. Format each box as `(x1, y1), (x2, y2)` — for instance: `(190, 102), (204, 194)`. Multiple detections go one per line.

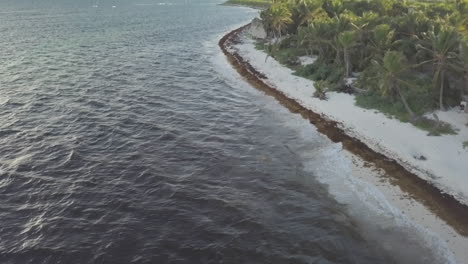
(0, 1), (455, 263)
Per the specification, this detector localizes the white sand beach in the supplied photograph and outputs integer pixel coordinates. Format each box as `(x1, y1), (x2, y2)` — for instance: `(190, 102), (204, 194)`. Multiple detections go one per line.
(235, 34), (468, 207)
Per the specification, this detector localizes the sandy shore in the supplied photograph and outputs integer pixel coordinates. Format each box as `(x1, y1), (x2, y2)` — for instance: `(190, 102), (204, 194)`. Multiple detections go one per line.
(219, 24), (468, 263)
(236, 37), (468, 207)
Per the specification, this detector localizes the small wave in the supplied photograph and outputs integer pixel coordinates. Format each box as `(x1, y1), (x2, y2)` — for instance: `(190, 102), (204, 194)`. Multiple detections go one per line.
(1, 152), (34, 173)
(0, 97), (10, 105)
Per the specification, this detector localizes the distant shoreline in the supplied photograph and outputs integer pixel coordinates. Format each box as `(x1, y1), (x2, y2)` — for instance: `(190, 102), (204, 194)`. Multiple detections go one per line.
(221, 0), (269, 9)
(219, 23), (468, 237)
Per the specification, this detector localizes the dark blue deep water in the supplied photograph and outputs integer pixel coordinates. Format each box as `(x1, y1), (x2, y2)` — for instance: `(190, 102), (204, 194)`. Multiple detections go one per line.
(0, 1), (455, 264)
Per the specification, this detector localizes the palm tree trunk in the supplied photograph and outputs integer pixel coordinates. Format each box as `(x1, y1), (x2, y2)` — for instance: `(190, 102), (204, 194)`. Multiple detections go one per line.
(465, 74), (468, 98)
(463, 69), (468, 99)
(265, 31), (278, 62)
(397, 85), (416, 120)
(439, 69), (445, 111)
(334, 46), (341, 64)
(344, 49), (350, 78)
(462, 43), (468, 99)
(460, 43), (466, 98)
(319, 46), (324, 59)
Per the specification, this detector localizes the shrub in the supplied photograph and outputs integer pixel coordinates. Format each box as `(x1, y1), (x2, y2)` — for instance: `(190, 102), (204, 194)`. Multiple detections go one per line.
(294, 61), (344, 84)
(313, 80), (330, 100)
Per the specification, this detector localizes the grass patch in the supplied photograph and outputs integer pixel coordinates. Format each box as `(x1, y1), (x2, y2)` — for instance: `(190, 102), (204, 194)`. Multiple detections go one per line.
(294, 61), (344, 85)
(255, 41), (266, 51)
(413, 118), (457, 136)
(354, 74), (456, 135)
(356, 92), (414, 120)
(255, 40), (305, 68)
(269, 46), (303, 66)
(355, 92), (456, 135)
(464, 142), (468, 149)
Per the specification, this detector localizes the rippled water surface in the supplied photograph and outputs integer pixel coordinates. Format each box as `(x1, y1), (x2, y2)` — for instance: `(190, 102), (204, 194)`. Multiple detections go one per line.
(0, 1), (456, 264)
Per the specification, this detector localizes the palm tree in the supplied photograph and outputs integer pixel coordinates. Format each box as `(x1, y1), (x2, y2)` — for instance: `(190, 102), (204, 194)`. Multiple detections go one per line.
(417, 26), (461, 110)
(373, 51), (416, 120)
(338, 30), (357, 77)
(287, 0), (322, 33)
(260, 1), (293, 61)
(298, 17), (336, 60)
(448, 7), (468, 97)
(297, 25), (315, 55)
(273, 6), (293, 39)
(347, 12), (379, 69)
(264, 2), (293, 39)
(371, 24), (395, 58)
(460, 41), (468, 97)
(323, 0), (344, 17)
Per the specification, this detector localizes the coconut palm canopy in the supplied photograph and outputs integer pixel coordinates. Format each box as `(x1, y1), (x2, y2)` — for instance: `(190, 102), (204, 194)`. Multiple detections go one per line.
(258, 0), (468, 120)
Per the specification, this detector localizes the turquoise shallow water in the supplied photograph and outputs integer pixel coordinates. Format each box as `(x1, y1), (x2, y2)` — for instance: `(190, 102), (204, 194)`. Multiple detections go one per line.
(0, 1), (454, 263)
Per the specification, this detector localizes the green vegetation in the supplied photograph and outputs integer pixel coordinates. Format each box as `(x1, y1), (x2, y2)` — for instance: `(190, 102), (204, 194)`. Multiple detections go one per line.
(464, 141), (468, 148)
(256, 0), (468, 134)
(313, 80), (330, 99)
(223, 0), (271, 8)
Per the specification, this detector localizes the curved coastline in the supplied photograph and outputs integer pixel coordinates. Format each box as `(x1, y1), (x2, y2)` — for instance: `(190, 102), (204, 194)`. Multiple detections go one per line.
(219, 24), (468, 236)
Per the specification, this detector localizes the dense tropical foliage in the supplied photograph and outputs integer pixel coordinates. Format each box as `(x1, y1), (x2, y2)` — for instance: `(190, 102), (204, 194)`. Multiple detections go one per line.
(256, 0), (468, 131)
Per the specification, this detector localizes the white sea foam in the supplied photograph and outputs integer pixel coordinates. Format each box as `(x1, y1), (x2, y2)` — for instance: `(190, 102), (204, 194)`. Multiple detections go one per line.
(303, 143), (456, 264)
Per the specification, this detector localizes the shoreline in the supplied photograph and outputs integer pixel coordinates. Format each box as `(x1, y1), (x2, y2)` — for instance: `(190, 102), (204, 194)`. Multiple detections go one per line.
(221, 0), (269, 9)
(219, 24), (468, 238)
